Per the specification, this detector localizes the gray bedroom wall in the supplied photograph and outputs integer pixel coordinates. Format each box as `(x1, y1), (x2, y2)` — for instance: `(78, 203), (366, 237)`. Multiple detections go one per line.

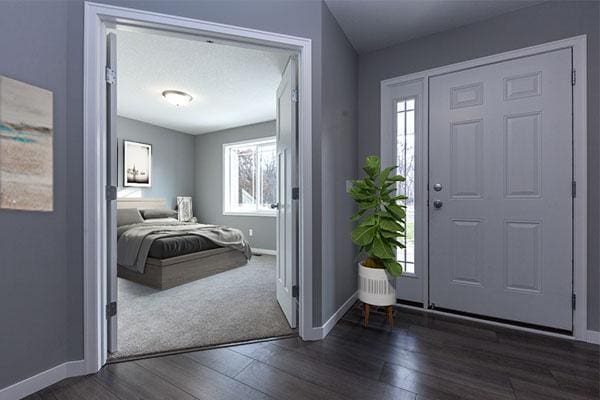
(117, 116), (195, 209)
(317, 2), (359, 325)
(0, 1), (70, 389)
(358, 1), (600, 331)
(194, 121), (276, 251)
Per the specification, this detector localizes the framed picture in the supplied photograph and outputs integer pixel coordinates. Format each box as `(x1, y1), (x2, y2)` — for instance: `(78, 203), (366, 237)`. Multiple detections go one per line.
(177, 196), (193, 222)
(124, 140), (152, 187)
(0, 76), (54, 212)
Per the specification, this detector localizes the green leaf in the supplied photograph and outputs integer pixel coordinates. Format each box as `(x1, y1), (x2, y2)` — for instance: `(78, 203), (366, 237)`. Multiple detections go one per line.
(363, 156), (381, 177)
(380, 218), (404, 232)
(371, 236), (395, 260)
(351, 224), (377, 246)
(383, 259), (403, 276)
(387, 175), (406, 182)
(390, 194), (409, 201)
(379, 166), (396, 185)
(358, 214), (378, 227)
(386, 204), (406, 220)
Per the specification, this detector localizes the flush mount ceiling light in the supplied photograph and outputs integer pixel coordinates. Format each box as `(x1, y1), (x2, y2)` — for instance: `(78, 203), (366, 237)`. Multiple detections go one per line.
(161, 90), (193, 107)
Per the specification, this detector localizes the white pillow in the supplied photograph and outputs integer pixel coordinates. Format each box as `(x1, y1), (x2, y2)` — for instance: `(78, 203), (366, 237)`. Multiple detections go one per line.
(143, 217), (177, 223)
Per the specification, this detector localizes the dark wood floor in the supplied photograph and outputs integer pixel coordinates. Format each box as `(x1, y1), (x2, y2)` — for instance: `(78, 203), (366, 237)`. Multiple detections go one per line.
(27, 305), (599, 400)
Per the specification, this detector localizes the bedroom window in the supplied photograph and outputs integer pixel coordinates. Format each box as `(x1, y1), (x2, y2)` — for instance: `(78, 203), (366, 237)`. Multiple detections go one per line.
(223, 137), (277, 216)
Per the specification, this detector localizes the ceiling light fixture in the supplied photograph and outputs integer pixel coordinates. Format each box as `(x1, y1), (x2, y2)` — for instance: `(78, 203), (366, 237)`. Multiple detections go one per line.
(162, 90), (193, 107)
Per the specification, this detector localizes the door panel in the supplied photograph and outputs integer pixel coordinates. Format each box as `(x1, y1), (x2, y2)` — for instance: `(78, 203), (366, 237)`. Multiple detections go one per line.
(106, 32), (118, 352)
(275, 57), (298, 328)
(429, 49), (573, 330)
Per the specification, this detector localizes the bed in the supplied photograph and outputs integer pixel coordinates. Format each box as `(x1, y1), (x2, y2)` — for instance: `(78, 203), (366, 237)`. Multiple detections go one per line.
(116, 198), (250, 289)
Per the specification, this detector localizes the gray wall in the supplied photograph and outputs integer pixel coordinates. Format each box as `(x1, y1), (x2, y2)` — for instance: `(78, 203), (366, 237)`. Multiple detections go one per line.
(357, 1), (600, 331)
(0, 1), (70, 389)
(0, 0), (348, 390)
(194, 121), (276, 251)
(317, 2), (359, 325)
(117, 116), (195, 209)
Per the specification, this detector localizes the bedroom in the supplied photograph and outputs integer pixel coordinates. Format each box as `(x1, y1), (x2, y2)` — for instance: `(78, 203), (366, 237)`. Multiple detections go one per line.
(110, 26), (298, 359)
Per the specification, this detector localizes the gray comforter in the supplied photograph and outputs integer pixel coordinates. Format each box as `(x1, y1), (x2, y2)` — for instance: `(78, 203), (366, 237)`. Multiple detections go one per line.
(117, 221), (251, 273)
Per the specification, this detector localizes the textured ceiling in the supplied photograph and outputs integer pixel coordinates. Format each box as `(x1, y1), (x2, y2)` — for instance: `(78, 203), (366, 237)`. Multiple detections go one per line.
(116, 29), (290, 135)
(325, 0), (543, 54)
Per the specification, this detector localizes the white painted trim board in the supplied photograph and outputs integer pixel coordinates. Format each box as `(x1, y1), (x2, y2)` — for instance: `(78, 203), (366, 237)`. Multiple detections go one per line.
(0, 361), (86, 400)
(84, 1), (314, 375)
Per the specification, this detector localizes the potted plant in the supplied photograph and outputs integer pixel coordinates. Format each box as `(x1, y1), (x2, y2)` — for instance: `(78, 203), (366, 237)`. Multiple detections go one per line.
(349, 156), (406, 326)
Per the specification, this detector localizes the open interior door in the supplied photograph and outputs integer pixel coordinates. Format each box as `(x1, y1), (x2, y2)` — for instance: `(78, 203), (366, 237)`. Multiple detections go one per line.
(106, 32), (118, 353)
(274, 57), (298, 328)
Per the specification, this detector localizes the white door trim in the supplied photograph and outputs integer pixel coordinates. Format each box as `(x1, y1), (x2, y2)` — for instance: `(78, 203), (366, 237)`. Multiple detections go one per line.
(83, 1), (314, 374)
(381, 35), (588, 342)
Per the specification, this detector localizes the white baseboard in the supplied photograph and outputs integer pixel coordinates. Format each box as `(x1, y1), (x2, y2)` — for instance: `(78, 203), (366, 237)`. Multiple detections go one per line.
(587, 330), (600, 345)
(302, 291), (358, 341)
(0, 360), (86, 400)
(252, 248), (276, 256)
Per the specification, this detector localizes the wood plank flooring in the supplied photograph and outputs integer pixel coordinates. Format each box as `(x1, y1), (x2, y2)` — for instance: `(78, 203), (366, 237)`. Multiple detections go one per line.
(27, 305), (599, 400)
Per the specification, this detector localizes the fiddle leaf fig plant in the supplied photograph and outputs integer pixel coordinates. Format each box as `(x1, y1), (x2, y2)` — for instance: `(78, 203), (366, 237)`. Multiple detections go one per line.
(349, 156), (407, 276)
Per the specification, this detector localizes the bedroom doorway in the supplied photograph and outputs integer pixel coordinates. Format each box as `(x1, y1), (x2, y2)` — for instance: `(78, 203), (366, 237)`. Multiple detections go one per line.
(100, 20), (304, 361)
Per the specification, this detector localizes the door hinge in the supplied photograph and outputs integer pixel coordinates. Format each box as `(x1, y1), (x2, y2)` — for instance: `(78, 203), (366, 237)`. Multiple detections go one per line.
(105, 67), (116, 85)
(572, 293), (576, 310)
(292, 285), (299, 298)
(291, 88), (298, 103)
(106, 185), (117, 201)
(292, 187), (300, 200)
(106, 301), (117, 318)
(572, 181), (576, 198)
(571, 69), (576, 86)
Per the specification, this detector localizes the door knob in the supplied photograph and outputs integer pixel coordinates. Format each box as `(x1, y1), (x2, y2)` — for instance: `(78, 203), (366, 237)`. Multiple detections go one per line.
(433, 183), (443, 192)
(433, 200), (443, 209)
(270, 203), (280, 209)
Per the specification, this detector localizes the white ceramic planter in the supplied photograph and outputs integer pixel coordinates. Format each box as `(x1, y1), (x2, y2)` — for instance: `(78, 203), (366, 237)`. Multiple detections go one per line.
(358, 263), (397, 306)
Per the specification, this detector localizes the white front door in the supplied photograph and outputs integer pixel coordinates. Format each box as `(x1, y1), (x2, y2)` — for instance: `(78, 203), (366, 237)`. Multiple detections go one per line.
(275, 57), (298, 328)
(106, 32), (118, 352)
(429, 49), (573, 330)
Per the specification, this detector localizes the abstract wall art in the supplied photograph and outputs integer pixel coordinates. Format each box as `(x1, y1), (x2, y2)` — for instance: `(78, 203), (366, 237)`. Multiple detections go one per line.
(0, 76), (53, 211)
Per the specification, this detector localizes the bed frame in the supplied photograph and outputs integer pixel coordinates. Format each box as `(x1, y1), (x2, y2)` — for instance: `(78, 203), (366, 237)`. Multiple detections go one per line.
(116, 198), (248, 289)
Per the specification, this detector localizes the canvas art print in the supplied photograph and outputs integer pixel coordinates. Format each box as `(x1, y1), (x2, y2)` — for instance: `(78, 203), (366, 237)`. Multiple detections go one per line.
(177, 196), (193, 222)
(0, 76), (53, 211)
(124, 140), (152, 187)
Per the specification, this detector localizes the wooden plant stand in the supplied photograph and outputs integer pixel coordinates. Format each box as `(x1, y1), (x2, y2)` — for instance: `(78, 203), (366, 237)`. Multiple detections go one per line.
(363, 303), (394, 329)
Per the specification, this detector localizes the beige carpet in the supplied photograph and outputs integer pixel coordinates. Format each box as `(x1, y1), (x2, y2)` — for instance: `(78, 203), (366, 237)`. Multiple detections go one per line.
(110, 255), (294, 360)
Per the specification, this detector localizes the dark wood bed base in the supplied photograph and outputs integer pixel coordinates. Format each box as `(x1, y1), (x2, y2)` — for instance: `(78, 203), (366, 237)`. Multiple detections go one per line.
(117, 247), (248, 290)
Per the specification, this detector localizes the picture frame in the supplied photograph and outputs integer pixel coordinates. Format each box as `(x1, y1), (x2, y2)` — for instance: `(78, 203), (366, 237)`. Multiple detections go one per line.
(124, 140), (152, 187)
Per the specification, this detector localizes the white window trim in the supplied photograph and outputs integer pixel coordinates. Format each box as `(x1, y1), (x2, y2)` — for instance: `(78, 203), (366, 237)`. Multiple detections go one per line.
(223, 137), (277, 217)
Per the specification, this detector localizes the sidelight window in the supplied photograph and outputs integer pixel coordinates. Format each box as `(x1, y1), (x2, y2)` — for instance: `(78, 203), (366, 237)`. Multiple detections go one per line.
(396, 99), (415, 274)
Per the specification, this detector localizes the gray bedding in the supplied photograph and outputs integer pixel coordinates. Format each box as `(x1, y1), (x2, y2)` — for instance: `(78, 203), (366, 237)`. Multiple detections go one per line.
(117, 221), (251, 273)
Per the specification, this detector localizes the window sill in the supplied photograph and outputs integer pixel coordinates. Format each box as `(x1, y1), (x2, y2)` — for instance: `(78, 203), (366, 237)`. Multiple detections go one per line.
(223, 211), (277, 218)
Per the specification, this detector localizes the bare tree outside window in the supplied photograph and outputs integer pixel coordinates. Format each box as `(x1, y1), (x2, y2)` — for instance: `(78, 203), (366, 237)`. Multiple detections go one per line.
(224, 138), (277, 215)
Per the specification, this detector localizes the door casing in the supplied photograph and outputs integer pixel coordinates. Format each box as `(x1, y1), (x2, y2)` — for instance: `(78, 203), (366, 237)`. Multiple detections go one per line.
(380, 35), (588, 342)
(83, 1), (314, 374)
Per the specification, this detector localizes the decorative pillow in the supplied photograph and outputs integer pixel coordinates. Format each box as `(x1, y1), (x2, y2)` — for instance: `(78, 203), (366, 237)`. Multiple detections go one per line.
(117, 208), (144, 226)
(140, 208), (178, 220)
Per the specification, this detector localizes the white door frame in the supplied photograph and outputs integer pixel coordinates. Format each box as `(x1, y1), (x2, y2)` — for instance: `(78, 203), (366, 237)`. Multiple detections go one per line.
(381, 35), (588, 342)
(83, 1), (313, 373)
